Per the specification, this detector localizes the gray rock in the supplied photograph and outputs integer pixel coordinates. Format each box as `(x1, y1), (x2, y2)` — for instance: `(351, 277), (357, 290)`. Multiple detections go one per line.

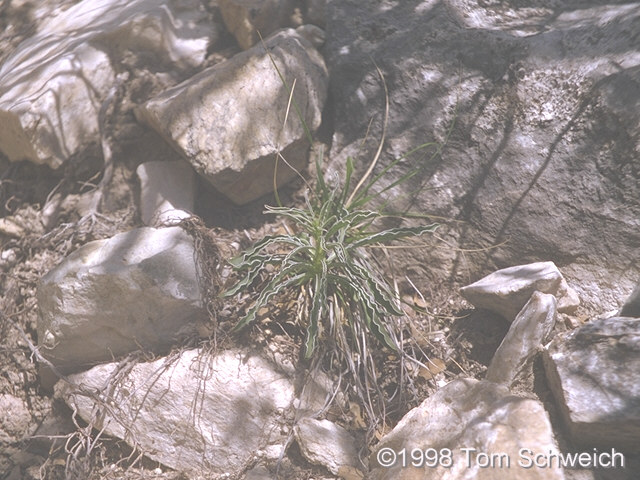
(304, 0), (325, 28)
(138, 28), (328, 205)
(324, 0), (640, 313)
(218, 0), (297, 50)
(0, 0), (217, 169)
(295, 418), (360, 475)
(244, 466), (273, 480)
(620, 282), (640, 318)
(296, 24), (325, 48)
(557, 278), (581, 315)
(486, 291), (557, 385)
(0, 394), (32, 445)
(370, 378), (563, 479)
(37, 226), (205, 371)
(55, 349), (295, 475)
(460, 261), (564, 321)
(543, 317), (640, 451)
(136, 161), (195, 226)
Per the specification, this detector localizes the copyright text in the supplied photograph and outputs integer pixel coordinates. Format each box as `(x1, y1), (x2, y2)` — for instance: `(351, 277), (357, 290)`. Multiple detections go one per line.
(376, 447), (626, 469)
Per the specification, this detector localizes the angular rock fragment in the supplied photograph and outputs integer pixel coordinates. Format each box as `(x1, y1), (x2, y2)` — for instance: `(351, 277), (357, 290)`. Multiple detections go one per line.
(219, 0), (297, 50)
(138, 28), (328, 205)
(543, 317), (640, 451)
(0, 0), (216, 169)
(461, 261), (573, 321)
(305, 0), (326, 28)
(55, 349), (294, 475)
(295, 418), (360, 475)
(37, 226), (205, 371)
(0, 394), (32, 445)
(620, 282), (640, 318)
(136, 161), (195, 226)
(370, 378), (563, 479)
(486, 291), (557, 385)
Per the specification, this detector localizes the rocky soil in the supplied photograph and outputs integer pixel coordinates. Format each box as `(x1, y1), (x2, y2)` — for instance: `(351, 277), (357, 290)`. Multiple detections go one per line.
(1, 1), (639, 480)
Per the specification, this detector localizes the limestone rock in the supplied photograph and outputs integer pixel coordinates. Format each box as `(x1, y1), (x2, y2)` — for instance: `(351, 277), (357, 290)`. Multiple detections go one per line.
(296, 24), (325, 48)
(305, 0), (325, 28)
(543, 317), (640, 451)
(460, 262), (564, 321)
(218, 0), (297, 50)
(37, 226), (205, 371)
(0, 0), (216, 169)
(138, 28), (328, 205)
(136, 161), (195, 226)
(486, 291), (557, 385)
(324, 0), (640, 313)
(370, 378), (563, 479)
(295, 418), (360, 475)
(557, 278), (581, 314)
(245, 466), (273, 480)
(620, 282), (640, 318)
(0, 394), (32, 445)
(55, 349), (295, 475)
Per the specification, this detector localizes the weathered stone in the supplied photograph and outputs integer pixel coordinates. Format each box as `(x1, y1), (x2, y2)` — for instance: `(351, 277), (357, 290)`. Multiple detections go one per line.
(620, 282), (640, 318)
(295, 24), (325, 48)
(138, 28), (328, 205)
(295, 418), (360, 475)
(55, 349), (295, 475)
(460, 262), (563, 321)
(325, 1), (640, 313)
(37, 226), (205, 371)
(0, 394), (32, 445)
(218, 0), (297, 50)
(557, 278), (581, 315)
(486, 292), (557, 385)
(0, 0), (216, 169)
(543, 317), (640, 451)
(245, 466), (272, 480)
(370, 378), (563, 479)
(136, 161), (195, 226)
(304, 0), (325, 28)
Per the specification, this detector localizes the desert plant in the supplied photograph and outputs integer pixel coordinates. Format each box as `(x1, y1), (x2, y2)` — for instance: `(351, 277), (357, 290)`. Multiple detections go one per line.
(224, 155), (438, 359)
(223, 58), (444, 432)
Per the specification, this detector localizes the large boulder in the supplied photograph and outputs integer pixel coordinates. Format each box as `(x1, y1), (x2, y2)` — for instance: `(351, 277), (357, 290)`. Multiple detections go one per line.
(138, 28), (328, 204)
(543, 316), (640, 452)
(55, 349), (296, 475)
(370, 378), (564, 479)
(0, 0), (217, 169)
(324, 0), (640, 312)
(37, 226), (205, 372)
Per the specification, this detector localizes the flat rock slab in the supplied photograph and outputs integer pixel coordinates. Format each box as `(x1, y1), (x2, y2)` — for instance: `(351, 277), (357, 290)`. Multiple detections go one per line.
(486, 291), (557, 385)
(370, 378), (563, 480)
(138, 28), (328, 205)
(460, 261), (571, 321)
(295, 417), (360, 475)
(55, 349), (295, 475)
(543, 317), (640, 452)
(0, 0), (216, 169)
(37, 226), (205, 371)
